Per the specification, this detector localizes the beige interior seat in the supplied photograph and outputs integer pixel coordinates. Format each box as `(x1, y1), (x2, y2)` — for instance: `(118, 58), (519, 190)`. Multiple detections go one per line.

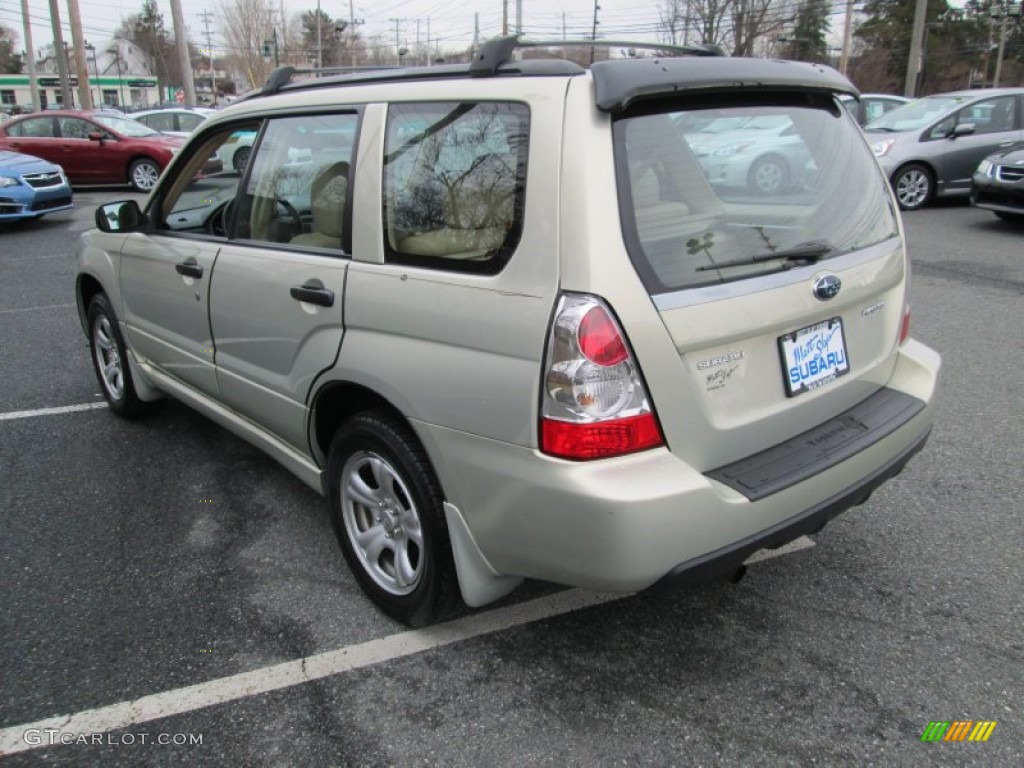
(398, 153), (515, 260)
(290, 161), (349, 249)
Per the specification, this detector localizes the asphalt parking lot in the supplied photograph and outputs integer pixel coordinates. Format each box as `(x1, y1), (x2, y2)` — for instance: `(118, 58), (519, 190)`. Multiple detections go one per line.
(1, 191), (1021, 766)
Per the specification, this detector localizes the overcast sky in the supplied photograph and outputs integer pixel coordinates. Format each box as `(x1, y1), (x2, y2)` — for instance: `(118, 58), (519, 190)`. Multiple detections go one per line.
(3, 0), (706, 59)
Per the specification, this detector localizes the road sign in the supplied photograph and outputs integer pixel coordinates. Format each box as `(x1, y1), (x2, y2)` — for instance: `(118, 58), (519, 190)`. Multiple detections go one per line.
(175, 89), (185, 104)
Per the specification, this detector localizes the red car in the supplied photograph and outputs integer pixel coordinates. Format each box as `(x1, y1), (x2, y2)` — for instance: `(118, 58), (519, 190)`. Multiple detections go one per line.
(0, 110), (186, 192)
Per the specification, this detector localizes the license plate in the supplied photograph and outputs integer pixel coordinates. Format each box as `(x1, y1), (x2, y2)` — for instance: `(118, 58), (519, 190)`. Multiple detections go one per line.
(779, 317), (850, 397)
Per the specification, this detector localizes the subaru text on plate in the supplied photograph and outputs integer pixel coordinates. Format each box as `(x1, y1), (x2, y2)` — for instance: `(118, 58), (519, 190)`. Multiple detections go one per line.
(75, 37), (941, 626)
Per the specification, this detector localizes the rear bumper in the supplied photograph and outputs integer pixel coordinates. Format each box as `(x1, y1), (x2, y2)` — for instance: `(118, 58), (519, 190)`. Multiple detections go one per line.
(414, 338), (940, 595)
(650, 424), (930, 592)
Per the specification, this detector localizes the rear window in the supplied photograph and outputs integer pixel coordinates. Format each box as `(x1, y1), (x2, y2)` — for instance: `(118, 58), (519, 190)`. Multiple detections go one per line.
(614, 95), (899, 294)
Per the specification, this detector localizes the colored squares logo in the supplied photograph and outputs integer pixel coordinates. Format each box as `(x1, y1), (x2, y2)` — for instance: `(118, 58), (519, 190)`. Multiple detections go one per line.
(921, 721), (997, 742)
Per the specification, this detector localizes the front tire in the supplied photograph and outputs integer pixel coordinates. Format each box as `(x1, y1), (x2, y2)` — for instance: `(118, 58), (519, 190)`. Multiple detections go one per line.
(232, 146), (251, 173)
(129, 158), (160, 193)
(892, 163), (933, 211)
(747, 155), (790, 195)
(87, 294), (157, 418)
(326, 412), (461, 627)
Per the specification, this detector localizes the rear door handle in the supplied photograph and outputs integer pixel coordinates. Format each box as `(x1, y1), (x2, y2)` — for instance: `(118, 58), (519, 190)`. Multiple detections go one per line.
(290, 284), (334, 307)
(175, 261), (203, 278)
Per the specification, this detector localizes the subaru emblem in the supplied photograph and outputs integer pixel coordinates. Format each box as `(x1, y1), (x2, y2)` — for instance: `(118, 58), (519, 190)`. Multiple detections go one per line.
(813, 274), (841, 301)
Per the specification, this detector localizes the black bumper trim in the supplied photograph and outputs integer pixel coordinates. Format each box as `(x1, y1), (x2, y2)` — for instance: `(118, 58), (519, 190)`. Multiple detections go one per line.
(650, 425), (931, 593)
(706, 388), (926, 501)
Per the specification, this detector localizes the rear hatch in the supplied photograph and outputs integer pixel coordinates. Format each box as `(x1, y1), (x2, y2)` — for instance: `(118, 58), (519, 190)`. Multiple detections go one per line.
(612, 90), (907, 470)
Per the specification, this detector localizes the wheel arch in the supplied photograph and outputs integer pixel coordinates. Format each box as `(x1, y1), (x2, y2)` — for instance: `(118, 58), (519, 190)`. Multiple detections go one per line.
(311, 379), (521, 611)
(310, 381), (415, 468)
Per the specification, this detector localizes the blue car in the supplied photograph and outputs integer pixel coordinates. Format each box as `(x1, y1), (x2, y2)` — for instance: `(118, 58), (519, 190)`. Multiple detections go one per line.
(0, 150), (74, 222)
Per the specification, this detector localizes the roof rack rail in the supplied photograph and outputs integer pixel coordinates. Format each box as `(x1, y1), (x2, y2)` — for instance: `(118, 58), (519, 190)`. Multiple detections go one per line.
(470, 36), (725, 76)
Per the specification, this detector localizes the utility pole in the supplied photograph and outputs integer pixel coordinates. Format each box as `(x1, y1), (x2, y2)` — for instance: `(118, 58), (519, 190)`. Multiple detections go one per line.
(20, 0), (40, 111)
(47, 0), (73, 107)
(839, 0), (854, 75)
(474, 13), (480, 54)
(200, 11), (217, 104)
(317, 0), (323, 70)
(67, 0), (93, 109)
(903, 0), (928, 98)
(516, 0), (522, 36)
(590, 1), (601, 65)
(503, 0), (508, 36)
(169, 0), (196, 105)
(992, 2), (1021, 87)
(350, 0), (358, 68)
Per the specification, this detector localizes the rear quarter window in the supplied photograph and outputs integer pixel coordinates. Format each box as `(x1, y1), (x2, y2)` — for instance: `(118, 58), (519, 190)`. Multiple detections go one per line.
(382, 101), (529, 274)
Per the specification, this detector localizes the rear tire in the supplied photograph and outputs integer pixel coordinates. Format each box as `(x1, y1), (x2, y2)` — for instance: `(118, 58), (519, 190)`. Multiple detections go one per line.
(326, 412), (461, 627)
(994, 211), (1024, 223)
(87, 294), (159, 418)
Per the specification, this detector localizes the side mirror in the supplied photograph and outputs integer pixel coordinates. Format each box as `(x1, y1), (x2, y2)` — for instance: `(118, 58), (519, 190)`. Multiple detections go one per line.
(95, 200), (148, 232)
(952, 123), (975, 138)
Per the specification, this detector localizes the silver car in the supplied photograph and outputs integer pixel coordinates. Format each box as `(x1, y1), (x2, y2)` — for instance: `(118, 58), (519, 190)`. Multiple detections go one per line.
(76, 43), (940, 626)
(865, 88), (1024, 210)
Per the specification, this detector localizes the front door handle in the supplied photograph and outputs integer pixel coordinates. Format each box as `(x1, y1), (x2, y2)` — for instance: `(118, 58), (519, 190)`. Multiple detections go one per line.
(175, 261), (203, 279)
(290, 284), (335, 307)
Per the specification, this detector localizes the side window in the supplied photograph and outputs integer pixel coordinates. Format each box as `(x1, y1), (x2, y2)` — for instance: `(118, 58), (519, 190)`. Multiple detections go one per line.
(383, 101), (529, 273)
(58, 118), (92, 139)
(11, 117), (54, 137)
(143, 113), (174, 133)
(960, 96), (1016, 135)
(178, 113), (204, 132)
(235, 112), (358, 251)
(154, 122), (260, 235)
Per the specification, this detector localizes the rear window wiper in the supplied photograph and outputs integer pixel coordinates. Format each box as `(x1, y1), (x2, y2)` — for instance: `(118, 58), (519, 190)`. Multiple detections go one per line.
(696, 241), (832, 272)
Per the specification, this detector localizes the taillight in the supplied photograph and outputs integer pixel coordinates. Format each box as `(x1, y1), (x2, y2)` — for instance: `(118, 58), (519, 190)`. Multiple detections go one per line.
(541, 294), (664, 460)
(899, 304), (911, 345)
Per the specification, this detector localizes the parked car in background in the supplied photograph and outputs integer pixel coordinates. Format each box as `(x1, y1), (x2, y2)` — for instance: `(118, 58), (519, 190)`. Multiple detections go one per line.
(130, 107), (216, 138)
(864, 88), (1024, 210)
(0, 110), (186, 192)
(839, 93), (911, 126)
(0, 149), (74, 221)
(971, 148), (1024, 222)
(681, 114), (814, 195)
(215, 128), (258, 172)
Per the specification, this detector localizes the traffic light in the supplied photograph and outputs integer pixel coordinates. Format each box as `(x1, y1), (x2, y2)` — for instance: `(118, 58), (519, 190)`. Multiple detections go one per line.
(262, 41), (272, 58)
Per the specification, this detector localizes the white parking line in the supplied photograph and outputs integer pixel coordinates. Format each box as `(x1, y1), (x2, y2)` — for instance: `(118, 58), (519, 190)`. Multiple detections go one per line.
(0, 302), (76, 315)
(0, 402), (107, 422)
(0, 588), (628, 756)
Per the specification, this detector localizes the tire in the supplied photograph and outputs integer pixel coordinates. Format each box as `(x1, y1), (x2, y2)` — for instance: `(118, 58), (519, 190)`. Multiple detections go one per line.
(87, 294), (159, 418)
(892, 163), (933, 211)
(129, 158), (160, 193)
(232, 146), (251, 173)
(747, 155), (790, 195)
(994, 211), (1024, 223)
(326, 412), (461, 627)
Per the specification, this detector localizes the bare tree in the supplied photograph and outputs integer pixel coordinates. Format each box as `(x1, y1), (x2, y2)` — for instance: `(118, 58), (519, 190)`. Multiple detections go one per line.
(731, 0), (788, 57)
(219, 0), (277, 89)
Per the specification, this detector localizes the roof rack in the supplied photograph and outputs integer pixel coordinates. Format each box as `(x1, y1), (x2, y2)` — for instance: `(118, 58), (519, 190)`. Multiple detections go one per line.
(470, 36), (725, 76)
(246, 35), (725, 100)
